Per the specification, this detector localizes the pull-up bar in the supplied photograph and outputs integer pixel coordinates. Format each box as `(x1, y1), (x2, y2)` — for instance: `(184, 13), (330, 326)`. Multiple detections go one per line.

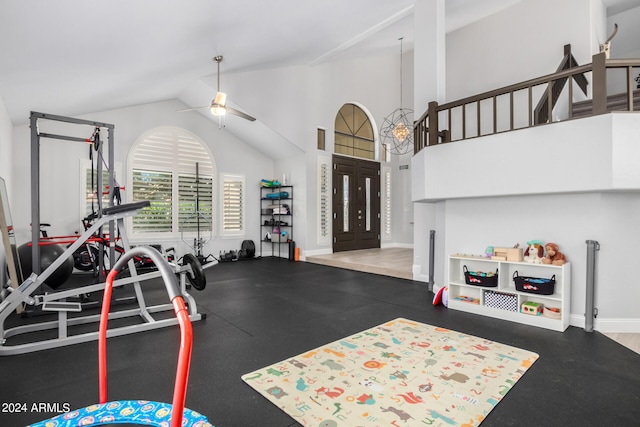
(30, 111), (116, 278)
(37, 133), (93, 143)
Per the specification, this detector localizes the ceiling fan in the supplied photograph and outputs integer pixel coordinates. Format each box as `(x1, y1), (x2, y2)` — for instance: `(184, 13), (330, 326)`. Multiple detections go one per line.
(178, 55), (256, 121)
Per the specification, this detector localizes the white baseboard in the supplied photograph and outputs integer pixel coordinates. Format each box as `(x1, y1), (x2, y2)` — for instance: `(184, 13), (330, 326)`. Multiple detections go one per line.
(303, 248), (332, 258)
(569, 315), (640, 333)
(413, 269), (429, 284)
(594, 318), (640, 333)
(381, 242), (414, 249)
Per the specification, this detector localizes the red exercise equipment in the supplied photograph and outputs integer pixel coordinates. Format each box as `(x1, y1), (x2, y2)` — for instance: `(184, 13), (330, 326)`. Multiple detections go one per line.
(29, 246), (212, 427)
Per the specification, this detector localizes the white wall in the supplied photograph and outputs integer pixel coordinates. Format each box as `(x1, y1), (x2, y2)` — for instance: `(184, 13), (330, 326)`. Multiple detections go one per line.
(446, 0), (600, 101)
(0, 95), (13, 286)
(414, 0), (446, 108)
(609, 5), (640, 59)
(440, 192), (640, 332)
(0, 97), (11, 183)
(389, 150), (415, 246)
(413, 150), (640, 332)
(9, 100), (275, 259)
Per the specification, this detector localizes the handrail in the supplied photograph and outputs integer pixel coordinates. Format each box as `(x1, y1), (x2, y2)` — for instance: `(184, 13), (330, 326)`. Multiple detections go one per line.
(607, 58), (640, 66)
(414, 53), (640, 153)
(438, 63), (593, 111)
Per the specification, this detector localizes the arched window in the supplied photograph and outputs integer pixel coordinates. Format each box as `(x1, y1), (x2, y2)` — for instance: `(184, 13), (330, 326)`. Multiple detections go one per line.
(334, 103), (375, 160)
(127, 127), (215, 237)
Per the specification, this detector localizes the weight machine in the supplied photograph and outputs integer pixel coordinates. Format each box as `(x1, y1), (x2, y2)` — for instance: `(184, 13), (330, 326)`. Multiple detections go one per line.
(0, 200), (206, 355)
(0, 112), (209, 355)
(30, 111), (117, 278)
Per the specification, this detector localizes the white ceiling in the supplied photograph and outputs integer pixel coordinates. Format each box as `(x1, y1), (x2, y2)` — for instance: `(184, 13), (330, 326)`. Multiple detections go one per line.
(0, 0), (637, 128)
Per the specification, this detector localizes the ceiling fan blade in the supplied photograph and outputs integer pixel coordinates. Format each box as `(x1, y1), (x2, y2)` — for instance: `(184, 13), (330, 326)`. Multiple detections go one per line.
(177, 106), (208, 112)
(226, 106), (256, 121)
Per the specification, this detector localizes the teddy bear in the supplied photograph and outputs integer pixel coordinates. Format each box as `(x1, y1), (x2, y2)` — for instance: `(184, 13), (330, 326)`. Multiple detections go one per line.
(524, 241), (544, 263)
(541, 242), (567, 265)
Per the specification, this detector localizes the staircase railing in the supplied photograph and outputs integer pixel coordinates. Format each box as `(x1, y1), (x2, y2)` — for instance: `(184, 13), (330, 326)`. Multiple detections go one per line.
(414, 52), (640, 153)
(534, 44), (588, 125)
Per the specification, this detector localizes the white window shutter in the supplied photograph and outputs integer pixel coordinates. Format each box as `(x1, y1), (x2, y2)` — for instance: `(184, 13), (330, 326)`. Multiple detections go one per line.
(222, 174), (245, 236)
(317, 156), (331, 245)
(132, 169), (173, 232)
(128, 127), (215, 237)
(382, 166), (392, 241)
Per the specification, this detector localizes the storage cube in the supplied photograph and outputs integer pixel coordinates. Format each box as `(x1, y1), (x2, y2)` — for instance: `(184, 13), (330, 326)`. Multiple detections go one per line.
(484, 290), (518, 312)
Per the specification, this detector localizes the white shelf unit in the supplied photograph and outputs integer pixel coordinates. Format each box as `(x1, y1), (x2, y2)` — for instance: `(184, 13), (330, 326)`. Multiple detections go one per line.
(447, 256), (571, 332)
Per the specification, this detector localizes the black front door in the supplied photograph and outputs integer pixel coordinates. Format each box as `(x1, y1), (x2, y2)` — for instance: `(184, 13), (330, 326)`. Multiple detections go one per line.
(332, 155), (380, 252)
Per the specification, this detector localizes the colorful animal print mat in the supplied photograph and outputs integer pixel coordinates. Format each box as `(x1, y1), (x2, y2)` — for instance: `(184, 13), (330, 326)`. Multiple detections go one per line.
(241, 318), (538, 426)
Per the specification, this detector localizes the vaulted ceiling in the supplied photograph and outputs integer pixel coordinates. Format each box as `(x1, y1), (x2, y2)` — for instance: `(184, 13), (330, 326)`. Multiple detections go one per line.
(0, 0), (636, 132)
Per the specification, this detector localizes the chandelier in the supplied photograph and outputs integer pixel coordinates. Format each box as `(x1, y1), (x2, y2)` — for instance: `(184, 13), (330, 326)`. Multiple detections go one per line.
(380, 37), (414, 156)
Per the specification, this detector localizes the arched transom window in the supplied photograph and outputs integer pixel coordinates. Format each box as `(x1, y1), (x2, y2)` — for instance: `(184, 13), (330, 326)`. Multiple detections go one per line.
(127, 127), (215, 237)
(334, 103), (375, 160)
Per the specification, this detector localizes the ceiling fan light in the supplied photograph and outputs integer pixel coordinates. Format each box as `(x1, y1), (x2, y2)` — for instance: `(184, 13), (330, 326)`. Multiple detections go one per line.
(213, 92), (227, 107)
(210, 92), (227, 116)
(211, 105), (226, 116)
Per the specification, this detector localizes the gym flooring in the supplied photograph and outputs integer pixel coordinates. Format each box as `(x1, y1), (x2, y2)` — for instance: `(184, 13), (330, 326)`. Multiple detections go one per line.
(1, 257), (638, 426)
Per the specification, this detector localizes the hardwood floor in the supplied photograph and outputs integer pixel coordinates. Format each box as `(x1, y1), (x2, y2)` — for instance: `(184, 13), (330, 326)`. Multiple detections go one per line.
(603, 332), (640, 355)
(306, 247), (640, 354)
(306, 247), (413, 280)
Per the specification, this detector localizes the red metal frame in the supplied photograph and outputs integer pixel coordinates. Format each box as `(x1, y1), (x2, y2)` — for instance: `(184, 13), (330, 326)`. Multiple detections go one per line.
(33, 214), (156, 264)
(98, 267), (193, 427)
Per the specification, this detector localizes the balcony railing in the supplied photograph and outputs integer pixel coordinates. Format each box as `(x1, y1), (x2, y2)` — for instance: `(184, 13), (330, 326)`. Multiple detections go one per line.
(414, 51), (640, 154)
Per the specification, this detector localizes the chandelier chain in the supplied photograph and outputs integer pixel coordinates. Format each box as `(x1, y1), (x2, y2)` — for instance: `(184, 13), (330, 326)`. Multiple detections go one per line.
(399, 37), (404, 109)
(379, 36), (414, 156)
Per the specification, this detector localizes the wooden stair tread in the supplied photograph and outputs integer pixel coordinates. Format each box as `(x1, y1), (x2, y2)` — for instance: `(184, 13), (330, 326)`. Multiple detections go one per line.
(572, 89), (640, 116)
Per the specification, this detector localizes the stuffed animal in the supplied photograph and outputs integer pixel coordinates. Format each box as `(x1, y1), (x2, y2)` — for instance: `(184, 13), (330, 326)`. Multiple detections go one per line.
(541, 242), (567, 265)
(524, 241), (544, 263)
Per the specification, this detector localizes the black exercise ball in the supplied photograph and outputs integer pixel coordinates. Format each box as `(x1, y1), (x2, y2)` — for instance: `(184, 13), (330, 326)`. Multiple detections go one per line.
(16, 242), (74, 289)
